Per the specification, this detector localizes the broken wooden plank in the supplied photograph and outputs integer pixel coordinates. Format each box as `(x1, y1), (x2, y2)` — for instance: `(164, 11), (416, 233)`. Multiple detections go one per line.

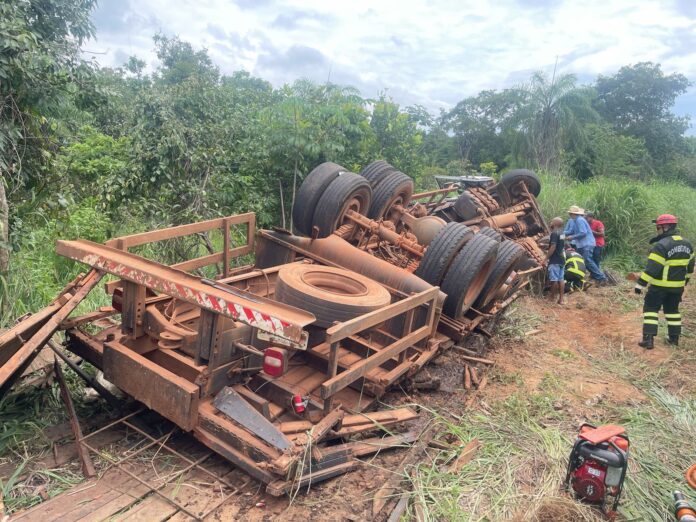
(372, 424), (439, 516)
(456, 354), (494, 365)
(53, 357), (96, 478)
(447, 439), (481, 473)
(294, 408), (344, 448)
(0, 269), (103, 399)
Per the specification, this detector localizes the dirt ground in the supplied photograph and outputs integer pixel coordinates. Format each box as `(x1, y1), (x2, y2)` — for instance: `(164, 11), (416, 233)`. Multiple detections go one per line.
(4, 280), (696, 521)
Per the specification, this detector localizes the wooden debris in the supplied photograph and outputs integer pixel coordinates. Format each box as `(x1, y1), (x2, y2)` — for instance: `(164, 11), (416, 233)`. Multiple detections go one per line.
(372, 425), (439, 516)
(458, 354), (494, 365)
(470, 367), (480, 386)
(451, 345), (477, 356)
(463, 365), (472, 389)
(447, 439), (481, 473)
(386, 494), (409, 522)
(524, 329), (542, 336)
(53, 357), (96, 478)
(478, 375), (488, 391)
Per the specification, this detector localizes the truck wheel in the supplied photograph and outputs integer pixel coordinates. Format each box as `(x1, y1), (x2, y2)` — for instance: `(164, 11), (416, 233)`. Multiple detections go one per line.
(473, 240), (525, 309)
(368, 170), (414, 220)
(501, 169), (541, 199)
(414, 222), (473, 285)
(453, 192), (483, 221)
(360, 160), (397, 187)
(479, 227), (502, 242)
(274, 264), (391, 327)
(311, 172), (372, 238)
(292, 162), (346, 236)
(441, 234), (499, 319)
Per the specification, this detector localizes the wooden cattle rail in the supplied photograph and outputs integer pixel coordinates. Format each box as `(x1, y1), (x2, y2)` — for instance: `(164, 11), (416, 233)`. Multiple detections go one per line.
(105, 212), (256, 277)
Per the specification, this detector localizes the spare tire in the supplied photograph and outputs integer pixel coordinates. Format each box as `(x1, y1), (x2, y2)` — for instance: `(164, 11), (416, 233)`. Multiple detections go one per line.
(479, 227), (502, 242)
(441, 234), (499, 319)
(414, 222), (473, 286)
(473, 240), (525, 309)
(274, 264), (391, 328)
(293, 162), (347, 236)
(453, 191), (483, 221)
(368, 170), (414, 220)
(311, 172), (372, 238)
(501, 169), (541, 199)
(360, 160), (397, 187)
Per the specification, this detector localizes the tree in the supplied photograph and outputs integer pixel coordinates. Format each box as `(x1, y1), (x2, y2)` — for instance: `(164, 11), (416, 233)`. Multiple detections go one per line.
(570, 123), (652, 180)
(594, 62), (691, 163)
(444, 89), (519, 168)
(0, 0), (97, 273)
(370, 94), (424, 178)
(509, 72), (598, 171)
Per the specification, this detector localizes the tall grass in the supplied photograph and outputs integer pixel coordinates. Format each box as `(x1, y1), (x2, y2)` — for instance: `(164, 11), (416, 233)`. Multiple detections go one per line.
(536, 172), (696, 269)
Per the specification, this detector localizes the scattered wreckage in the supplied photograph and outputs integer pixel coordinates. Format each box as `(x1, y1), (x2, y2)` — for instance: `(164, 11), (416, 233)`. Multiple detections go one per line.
(0, 161), (548, 501)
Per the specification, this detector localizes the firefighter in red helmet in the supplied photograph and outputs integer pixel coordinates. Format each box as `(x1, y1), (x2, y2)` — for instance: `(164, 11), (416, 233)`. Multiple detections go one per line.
(634, 214), (695, 349)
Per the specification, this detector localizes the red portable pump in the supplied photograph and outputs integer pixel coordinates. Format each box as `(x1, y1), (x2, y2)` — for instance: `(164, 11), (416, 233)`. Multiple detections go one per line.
(564, 423), (630, 517)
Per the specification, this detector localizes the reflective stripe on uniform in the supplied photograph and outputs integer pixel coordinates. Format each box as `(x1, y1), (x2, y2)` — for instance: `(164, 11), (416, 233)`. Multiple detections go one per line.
(652, 279), (686, 288)
(644, 312), (659, 318)
(649, 252), (666, 264)
(640, 272), (655, 284)
(664, 313), (681, 319)
(667, 321), (682, 326)
(643, 319), (659, 325)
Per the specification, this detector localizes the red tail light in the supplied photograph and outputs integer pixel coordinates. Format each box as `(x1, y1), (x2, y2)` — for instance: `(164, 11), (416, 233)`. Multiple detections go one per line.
(262, 347), (287, 377)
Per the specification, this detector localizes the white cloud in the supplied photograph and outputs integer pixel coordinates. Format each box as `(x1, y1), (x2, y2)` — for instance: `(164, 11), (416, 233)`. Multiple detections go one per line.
(88, 0), (696, 116)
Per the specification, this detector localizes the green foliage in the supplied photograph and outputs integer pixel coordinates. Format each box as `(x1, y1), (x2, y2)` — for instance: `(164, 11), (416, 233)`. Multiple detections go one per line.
(569, 123), (652, 180)
(595, 62), (691, 163)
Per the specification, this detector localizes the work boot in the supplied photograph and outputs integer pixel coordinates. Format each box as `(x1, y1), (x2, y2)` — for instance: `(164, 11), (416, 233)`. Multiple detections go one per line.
(638, 335), (654, 350)
(667, 336), (679, 346)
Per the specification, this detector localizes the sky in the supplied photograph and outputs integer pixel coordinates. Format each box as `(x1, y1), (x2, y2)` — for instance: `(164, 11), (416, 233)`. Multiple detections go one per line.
(88, 0), (696, 133)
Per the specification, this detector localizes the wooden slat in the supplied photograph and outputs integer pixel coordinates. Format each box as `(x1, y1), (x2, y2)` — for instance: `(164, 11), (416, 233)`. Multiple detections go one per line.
(325, 287), (439, 343)
(105, 213), (255, 249)
(320, 324), (432, 399)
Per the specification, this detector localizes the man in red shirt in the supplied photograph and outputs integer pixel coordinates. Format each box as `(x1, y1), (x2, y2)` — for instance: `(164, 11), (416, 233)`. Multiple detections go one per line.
(586, 211), (605, 268)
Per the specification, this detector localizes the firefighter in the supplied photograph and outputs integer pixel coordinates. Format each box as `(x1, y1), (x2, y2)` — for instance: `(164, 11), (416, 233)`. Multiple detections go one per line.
(565, 247), (587, 292)
(634, 214), (695, 349)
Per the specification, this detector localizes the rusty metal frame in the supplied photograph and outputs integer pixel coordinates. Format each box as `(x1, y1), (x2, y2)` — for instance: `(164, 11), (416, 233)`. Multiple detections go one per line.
(79, 408), (252, 521)
(56, 239), (314, 347)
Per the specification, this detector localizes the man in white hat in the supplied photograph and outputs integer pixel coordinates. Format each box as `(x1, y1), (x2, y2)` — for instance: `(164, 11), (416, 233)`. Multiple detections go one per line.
(564, 205), (607, 284)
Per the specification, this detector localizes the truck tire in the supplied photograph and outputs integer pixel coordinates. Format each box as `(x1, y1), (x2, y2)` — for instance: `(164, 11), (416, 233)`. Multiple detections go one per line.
(292, 162), (346, 236)
(441, 234), (499, 319)
(414, 222), (473, 286)
(473, 240), (525, 309)
(311, 172), (372, 238)
(360, 160), (397, 187)
(368, 170), (414, 220)
(274, 264), (391, 328)
(479, 227), (502, 242)
(453, 191), (483, 221)
(501, 169), (541, 199)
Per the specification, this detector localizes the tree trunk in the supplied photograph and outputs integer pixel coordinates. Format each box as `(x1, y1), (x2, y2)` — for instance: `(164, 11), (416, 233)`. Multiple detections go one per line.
(0, 177), (9, 274)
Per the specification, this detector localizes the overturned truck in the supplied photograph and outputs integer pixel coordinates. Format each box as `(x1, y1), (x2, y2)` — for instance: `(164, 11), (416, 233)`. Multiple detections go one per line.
(0, 161), (548, 496)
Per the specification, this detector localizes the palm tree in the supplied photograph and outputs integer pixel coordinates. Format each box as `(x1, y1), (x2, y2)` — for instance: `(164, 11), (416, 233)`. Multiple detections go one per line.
(511, 71), (598, 171)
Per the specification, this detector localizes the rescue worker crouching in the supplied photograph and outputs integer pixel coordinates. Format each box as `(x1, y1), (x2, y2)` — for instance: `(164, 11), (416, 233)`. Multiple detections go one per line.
(565, 247), (587, 292)
(634, 214), (695, 349)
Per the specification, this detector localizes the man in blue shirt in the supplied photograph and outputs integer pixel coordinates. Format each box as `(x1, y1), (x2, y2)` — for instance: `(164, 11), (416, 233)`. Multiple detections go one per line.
(564, 205), (607, 283)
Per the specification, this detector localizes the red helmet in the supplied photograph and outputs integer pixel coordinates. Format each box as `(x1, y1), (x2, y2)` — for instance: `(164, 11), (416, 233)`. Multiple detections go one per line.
(653, 214), (678, 225)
